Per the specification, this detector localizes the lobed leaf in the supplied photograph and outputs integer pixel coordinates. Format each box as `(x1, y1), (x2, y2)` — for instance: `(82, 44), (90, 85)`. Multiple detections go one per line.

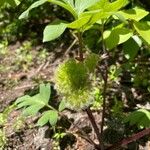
(37, 110), (58, 126)
(15, 83), (51, 116)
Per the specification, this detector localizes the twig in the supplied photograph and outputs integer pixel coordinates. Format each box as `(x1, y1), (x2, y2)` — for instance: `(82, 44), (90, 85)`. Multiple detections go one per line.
(85, 107), (104, 150)
(65, 38), (78, 54)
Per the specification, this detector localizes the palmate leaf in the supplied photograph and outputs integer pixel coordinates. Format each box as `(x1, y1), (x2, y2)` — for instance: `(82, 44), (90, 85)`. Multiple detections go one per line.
(124, 109), (150, 129)
(15, 83), (51, 116)
(37, 110), (58, 126)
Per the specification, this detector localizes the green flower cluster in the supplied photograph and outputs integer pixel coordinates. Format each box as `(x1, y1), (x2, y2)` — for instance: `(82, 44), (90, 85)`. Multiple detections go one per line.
(55, 53), (99, 110)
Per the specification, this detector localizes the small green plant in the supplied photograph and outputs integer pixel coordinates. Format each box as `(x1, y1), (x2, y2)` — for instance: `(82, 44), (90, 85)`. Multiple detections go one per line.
(124, 109), (150, 129)
(0, 129), (7, 149)
(15, 83), (64, 127)
(15, 41), (33, 71)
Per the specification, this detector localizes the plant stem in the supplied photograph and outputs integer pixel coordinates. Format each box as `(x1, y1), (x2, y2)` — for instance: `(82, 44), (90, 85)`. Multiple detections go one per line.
(100, 20), (108, 135)
(77, 30), (103, 149)
(77, 30), (84, 61)
(86, 107), (104, 150)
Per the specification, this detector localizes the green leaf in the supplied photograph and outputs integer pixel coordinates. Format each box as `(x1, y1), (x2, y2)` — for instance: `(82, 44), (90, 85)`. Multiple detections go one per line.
(123, 36), (141, 60)
(133, 21), (150, 45)
(48, 0), (77, 19)
(19, 0), (47, 19)
(15, 83), (51, 116)
(112, 12), (127, 23)
(81, 11), (109, 26)
(68, 16), (91, 29)
(37, 110), (58, 126)
(23, 104), (43, 116)
(62, 0), (74, 7)
(59, 100), (66, 112)
(89, 0), (128, 12)
(75, 0), (99, 15)
(104, 0), (128, 12)
(39, 83), (51, 104)
(124, 109), (150, 129)
(6, 0), (20, 7)
(104, 27), (133, 50)
(43, 22), (67, 42)
(0, 0), (5, 7)
(118, 7), (149, 21)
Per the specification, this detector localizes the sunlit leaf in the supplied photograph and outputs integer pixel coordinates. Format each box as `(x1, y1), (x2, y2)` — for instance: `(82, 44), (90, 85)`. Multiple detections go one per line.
(104, 27), (133, 50)
(59, 100), (66, 112)
(75, 0), (99, 15)
(43, 23), (67, 42)
(133, 21), (150, 45)
(15, 83), (51, 116)
(118, 7), (149, 21)
(37, 110), (58, 126)
(68, 16), (91, 29)
(19, 0), (47, 19)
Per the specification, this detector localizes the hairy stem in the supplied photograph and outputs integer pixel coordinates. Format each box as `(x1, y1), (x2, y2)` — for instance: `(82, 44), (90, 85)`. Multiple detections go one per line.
(100, 20), (108, 135)
(86, 107), (104, 150)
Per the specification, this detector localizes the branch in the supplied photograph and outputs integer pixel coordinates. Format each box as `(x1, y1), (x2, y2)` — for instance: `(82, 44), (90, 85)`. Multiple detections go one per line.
(106, 128), (150, 150)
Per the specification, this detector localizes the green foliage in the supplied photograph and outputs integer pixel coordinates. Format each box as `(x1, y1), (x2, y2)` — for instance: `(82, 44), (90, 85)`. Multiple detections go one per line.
(15, 83), (60, 127)
(123, 36), (142, 60)
(118, 7), (149, 21)
(0, 105), (16, 126)
(0, 0), (20, 7)
(19, 0), (131, 42)
(19, 0), (47, 19)
(0, 129), (7, 149)
(84, 53), (99, 72)
(104, 27), (133, 50)
(37, 110), (58, 127)
(124, 109), (150, 129)
(133, 21), (150, 45)
(43, 22), (67, 42)
(15, 83), (51, 116)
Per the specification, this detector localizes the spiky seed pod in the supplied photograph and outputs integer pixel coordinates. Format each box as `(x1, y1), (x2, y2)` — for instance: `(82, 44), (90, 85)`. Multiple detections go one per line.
(55, 59), (89, 93)
(84, 53), (99, 73)
(54, 59), (93, 110)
